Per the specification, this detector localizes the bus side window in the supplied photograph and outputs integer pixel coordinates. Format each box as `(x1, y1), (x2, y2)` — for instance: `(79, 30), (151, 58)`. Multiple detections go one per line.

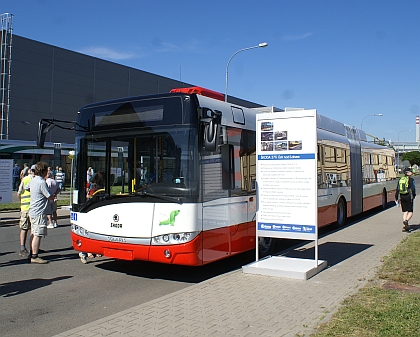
(221, 144), (234, 190)
(238, 128), (256, 194)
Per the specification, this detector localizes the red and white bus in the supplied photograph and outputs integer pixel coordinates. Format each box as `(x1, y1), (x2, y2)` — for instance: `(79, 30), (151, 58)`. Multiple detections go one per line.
(39, 87), (396, 265)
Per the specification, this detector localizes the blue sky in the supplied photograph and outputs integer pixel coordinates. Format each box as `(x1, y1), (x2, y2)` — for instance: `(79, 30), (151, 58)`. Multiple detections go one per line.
(4, 1), (420, 142)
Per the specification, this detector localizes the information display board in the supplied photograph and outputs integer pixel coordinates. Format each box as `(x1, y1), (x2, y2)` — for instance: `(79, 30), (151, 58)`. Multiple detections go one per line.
(0, 159), (13, 204)
(243, 110), (326, 280)
(256, 110), (317, 240)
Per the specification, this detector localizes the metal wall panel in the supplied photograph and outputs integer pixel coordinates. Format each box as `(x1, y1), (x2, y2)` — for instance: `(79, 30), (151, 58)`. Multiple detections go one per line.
(7, 35), (258, 144)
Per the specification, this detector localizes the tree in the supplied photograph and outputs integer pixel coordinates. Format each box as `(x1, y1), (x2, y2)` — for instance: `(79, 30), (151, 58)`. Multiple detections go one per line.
(401, 151), (420, 166)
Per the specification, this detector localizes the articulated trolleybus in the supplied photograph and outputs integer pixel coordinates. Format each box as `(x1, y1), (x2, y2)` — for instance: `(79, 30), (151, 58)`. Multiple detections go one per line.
(38, 87), (396, 266)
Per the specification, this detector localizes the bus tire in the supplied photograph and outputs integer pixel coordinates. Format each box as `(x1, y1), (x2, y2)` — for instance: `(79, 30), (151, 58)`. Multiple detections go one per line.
(381, 189), (387, 210)
(336, 197), (347, 227)
(258, 237), (276, 257)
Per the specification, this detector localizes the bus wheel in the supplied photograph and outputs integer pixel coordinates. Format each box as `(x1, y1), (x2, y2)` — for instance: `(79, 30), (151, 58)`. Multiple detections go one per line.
(336, 198), (347, 227)
(258, 237), (275, 257)
(381, 189), (387, 210)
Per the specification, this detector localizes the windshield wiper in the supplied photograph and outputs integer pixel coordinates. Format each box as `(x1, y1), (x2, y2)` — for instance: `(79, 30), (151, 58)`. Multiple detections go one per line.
(133, 191), (183, 204)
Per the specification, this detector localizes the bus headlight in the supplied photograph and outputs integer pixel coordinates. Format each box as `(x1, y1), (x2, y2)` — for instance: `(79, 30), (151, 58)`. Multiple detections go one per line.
(151, 231), (199, 245)
(71, 224), (90, 238)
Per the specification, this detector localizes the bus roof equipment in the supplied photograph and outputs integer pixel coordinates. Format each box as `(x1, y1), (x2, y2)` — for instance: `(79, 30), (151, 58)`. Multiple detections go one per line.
(170, 86), (225, 101)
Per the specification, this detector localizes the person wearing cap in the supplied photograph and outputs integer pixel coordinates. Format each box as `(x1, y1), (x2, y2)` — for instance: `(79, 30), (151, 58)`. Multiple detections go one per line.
(395, 167), (416, 232)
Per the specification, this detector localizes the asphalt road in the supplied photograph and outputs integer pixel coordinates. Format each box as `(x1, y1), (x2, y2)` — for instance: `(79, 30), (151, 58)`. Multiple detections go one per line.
(0, 218), (256, 337)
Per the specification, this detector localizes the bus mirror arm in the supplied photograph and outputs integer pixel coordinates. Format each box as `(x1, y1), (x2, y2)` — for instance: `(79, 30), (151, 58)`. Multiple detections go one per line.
(202, 110), (222, 152)
(37, 118), (89, 148)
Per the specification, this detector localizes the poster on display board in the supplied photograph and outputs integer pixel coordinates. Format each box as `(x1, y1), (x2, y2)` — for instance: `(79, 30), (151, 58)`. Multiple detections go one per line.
(243, 109), (326, 280)
(256, 109), (318, 241)
(0, 159), (13, 204)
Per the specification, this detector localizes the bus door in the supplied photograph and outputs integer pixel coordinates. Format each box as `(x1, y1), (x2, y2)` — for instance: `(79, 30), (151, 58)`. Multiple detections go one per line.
(109, 140), (155, 243)
(201, 149), (231, 263)
(348, 138), (363, 215)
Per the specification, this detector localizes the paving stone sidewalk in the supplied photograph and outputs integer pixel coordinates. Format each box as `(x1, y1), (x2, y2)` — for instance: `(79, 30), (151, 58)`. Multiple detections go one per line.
(53, 197), (416, 337)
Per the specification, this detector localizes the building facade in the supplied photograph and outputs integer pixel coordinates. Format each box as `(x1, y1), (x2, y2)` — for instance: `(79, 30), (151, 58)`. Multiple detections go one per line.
(7, 35), (194, 144)
(0, 34), (262, 182)
(4, 35), (261, 144)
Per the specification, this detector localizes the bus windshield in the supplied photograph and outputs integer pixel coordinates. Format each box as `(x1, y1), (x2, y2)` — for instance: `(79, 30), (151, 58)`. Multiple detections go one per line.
(78, 125), (199, 205)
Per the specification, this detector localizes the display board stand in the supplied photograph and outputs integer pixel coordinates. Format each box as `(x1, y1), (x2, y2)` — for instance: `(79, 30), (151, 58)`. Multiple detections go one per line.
(243, 256), (327, 281)
(242, 109), (327, 280)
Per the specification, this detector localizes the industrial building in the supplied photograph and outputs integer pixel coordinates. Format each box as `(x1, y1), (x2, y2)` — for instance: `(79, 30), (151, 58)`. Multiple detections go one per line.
(1, 36), (191, 144)
(0, 13), (259, 170)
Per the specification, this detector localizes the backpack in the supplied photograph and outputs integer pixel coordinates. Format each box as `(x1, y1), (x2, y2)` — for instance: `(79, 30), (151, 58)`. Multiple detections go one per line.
(398, 176), (409, 195)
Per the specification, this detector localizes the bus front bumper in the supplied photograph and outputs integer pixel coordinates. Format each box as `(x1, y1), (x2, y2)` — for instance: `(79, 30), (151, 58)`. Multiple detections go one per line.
(71, 232), (204, 266)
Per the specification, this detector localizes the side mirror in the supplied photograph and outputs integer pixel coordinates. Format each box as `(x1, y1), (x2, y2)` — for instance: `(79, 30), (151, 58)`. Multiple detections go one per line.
(203, 110), (222, 152)
(36, 119), (55, 148)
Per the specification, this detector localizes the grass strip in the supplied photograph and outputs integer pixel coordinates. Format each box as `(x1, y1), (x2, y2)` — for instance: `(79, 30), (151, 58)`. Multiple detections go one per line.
(312, 232), (420, 337)
(0, 199), (70, 212)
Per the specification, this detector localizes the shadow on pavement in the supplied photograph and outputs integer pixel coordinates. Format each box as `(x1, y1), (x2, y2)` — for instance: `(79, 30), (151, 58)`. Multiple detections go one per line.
(0, 276), (73, 297)
(0, 222), (18, 228)
(0, 250), (15, 257)
(281, 241), (373, 267)
(46, 252), (83, 263)
(0, 246), (76, 267)
(408, 224), (420, 232)
(94, 250), (255, 283)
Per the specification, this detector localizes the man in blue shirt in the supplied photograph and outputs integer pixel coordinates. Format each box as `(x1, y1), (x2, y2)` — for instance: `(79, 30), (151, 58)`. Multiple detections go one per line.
(12, 163), (21, 191)
(28, 162), (57, 264)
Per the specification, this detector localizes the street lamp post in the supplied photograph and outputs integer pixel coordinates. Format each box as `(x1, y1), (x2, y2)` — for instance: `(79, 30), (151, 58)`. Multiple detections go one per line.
(397, 130), (412, 172)
(225, 42), (268, 102)
(360, 114), (383, 130)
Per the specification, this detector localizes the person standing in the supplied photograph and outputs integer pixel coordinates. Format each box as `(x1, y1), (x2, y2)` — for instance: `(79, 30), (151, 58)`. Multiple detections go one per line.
(46, 170), (60, 228)
(395, 167), (416, 232)
(12, 163), (21, 191)
(17, 168), (34, 258)
(28, 162), (56, 264)
(86, 171), (105, 198)
(55, 167), (65, 192)
(20, 162), (29, 180)
(87, 167), (93, 183)
(86, 167), (93, 195)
